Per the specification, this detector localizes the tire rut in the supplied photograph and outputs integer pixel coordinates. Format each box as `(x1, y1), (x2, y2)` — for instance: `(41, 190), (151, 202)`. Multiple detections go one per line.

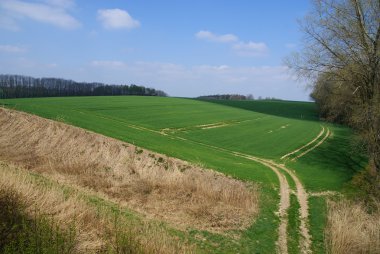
(232, 153), (312, 254)
(291, 128), (330, 161)
(281, 126), (325, 160)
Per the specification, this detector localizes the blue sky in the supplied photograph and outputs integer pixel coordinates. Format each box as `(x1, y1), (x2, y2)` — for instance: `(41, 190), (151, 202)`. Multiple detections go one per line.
(0, 0), (312, 100)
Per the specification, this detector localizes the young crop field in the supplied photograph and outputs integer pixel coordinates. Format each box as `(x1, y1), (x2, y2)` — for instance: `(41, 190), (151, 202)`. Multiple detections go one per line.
(0, 96), (367, 253)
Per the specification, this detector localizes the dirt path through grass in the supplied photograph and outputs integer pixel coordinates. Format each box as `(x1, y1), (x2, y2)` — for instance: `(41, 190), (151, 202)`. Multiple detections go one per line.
(158, 133), (313, 253)
(236, 155), (291, 253)
(269, 162), (312, 254)
(231, 153), (312, 254)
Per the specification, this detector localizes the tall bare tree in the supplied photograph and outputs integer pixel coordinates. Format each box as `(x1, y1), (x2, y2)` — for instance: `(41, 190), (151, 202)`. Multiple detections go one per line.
(287, 0), (380, 176)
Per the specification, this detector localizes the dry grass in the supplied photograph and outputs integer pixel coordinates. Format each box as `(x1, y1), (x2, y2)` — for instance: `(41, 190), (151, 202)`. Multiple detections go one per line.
(325, 199), (380, 254)
(0, 162), (107, 253)
(0, 108), (259, 232)
(0, 162), (195, 253)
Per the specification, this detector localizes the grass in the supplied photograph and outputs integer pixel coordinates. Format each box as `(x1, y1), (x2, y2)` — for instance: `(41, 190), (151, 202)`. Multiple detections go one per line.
(308, 196), (327, 254)
(0, 188), (76, 254)
(201, 99), (319, 121)
(0, 96), (321, 159)
(287, 125), (367, 192)
(0, 96), (367, 253)
(0, 96), (363, 192)
(287, 194), (301, 254)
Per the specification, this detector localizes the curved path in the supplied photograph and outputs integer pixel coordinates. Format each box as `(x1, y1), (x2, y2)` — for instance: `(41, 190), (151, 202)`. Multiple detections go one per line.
(162, 133), (315, 253)
(232, 153), (312, 253)
(280, 125), (331, 163)
(281, 126), (325, 160)
(291, 128), (330, 161)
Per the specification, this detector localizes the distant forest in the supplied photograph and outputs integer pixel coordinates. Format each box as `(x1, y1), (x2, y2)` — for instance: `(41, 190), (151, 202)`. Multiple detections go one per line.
(0, 74), (167, 99)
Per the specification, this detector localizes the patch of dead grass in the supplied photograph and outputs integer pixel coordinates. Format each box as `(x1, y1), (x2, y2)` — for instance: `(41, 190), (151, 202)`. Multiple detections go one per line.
(0, 162), (195, 253)
(0, 108), (259, 233)
(325, 199), (380, 254)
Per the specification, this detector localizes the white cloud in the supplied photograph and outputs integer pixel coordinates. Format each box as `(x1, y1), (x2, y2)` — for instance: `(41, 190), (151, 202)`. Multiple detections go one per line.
(233, 41), (268, 57)
(196, 30), (269, 57)
(44, 0), (75, 9)
(0, 44), (26, 53)
(195, 30), (238, 43)
(97, 9), (140, 30)
(0, 0), (81, 29)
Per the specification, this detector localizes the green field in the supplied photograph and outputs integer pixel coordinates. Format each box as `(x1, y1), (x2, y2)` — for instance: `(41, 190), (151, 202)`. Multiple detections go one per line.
(0, 96), (366, 253)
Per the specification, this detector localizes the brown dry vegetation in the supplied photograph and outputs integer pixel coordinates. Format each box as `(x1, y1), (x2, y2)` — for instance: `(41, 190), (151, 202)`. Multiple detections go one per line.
(0, 107), (258, 233)
(0, 162), (194, 253)
(325, 199), (380, 254)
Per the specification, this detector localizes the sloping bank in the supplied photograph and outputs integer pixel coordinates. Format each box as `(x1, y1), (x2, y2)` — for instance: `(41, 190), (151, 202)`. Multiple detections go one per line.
(0, 108), (259, 253)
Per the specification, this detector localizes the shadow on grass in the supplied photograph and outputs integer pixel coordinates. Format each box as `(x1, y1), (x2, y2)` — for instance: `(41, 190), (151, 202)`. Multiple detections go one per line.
(290, 127), (367, 191)
(197, 99), (319, 121)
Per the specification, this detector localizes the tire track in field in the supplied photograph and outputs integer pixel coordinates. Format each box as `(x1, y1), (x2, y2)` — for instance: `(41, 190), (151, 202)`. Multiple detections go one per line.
(291, 128), (330, 161)
(231, 153), (291, 253)
(230, 153), (312, 254)
(266, 162), (312, 253)
(281, 126), (325, 160)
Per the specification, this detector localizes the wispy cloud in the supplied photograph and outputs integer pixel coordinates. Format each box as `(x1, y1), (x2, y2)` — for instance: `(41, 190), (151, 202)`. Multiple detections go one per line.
(44, 0), (75, 9)
(195, 30), (238, 43)
(0, 0), (81, 30)
(97, 9), (140, 30)
(233, 41), (268, 57)
(0, 44), (26, 53)
(196, 29), (268, 57)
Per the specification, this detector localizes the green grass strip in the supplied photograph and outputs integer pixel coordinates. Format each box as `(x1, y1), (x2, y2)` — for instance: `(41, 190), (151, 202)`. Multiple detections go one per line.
(308, 196), (327, 254)
(287, 194), (301, 254)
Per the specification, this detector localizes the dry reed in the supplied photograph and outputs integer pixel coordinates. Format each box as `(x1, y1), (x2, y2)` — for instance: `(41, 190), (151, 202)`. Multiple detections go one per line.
(0, 108), (259, 232)
(325, 199), (380, 254)
(0, 162), (107, 253)
(0, 162), (195, 253)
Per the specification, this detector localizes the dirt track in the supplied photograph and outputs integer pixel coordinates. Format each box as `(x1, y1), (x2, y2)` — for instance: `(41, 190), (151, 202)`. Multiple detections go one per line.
(231, 153), (312, 254)
(162, 134), (317, 253)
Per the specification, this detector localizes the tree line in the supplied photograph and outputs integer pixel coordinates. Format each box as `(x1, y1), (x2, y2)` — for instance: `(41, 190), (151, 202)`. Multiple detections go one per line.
(0, 74), (167, 99)
(288, 0), (379, 197)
